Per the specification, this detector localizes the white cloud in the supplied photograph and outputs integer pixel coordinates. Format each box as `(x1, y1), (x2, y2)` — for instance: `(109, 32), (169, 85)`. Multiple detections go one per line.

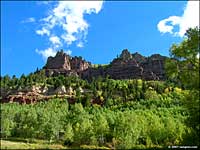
(35, 1), (103, 59)
(179, 1), (199, 37)
(77, 42), (84, 48)
(157, 1), (199, 37)
(49, 36), (62, 46)
(21, 17), (35, 23)
(36, 48), (57, 59)
(36, 27), (50, 36)
(61, 34), (76, 45)
(157, 16), (181, 34)
(35, 48), (72, 60)
(36, 1), (103, 47)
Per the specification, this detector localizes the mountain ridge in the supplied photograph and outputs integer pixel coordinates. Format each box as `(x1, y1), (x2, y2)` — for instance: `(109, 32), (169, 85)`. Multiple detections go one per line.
(43, 49), (167, 80)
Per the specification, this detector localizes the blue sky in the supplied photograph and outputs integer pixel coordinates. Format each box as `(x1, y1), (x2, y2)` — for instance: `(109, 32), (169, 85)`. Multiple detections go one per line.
(1, 0), (199, 77)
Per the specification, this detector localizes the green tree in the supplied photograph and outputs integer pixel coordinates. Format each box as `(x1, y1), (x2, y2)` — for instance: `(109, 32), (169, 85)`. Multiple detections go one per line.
(1, 75), (11, 89)
(165, 27), (199, 89)
(64, 124), (74, 145)
(165, 27), (200, 145)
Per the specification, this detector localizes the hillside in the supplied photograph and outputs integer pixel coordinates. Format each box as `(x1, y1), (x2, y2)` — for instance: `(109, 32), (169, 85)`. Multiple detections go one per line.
(1, 0), (199, 148)
(1, 27), (199, 148)
(1, 49), (169, 104)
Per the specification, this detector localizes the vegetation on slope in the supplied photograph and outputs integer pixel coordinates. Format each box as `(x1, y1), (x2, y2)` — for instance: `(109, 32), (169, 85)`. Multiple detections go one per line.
(1, 97), (189, 149)
(0, 27), (199, 148)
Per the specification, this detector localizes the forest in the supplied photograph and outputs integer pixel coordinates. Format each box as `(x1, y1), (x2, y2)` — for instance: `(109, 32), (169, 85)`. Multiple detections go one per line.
(0, 27), (199, 149)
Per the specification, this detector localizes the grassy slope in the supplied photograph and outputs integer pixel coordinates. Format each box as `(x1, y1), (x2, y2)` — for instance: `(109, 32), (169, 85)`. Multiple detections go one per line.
(0, 140), (67, 149)
(0, 139), (111, 149)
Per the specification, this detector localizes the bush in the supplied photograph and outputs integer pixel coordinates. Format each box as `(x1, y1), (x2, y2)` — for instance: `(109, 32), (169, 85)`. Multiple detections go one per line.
(144, 90), (160, 100)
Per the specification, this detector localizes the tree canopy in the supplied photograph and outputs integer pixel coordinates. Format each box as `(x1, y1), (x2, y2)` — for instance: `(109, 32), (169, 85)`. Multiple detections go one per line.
(165, 27), (200, 146)
(165, 27), (199, 89)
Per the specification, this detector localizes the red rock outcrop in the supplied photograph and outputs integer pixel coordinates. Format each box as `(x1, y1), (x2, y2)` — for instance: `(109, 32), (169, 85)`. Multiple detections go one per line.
(45, 51), (71, 70)
(44, 50), (91, 76)
(43, 49), (167, 80)
(81, 49), (167, 80)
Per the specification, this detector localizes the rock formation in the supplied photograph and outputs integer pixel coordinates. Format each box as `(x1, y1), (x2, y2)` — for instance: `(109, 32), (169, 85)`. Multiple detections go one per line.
(43, 49), (167, 80)
(1, 49), (169, 104)
(45, 50), (71, 70)
(44, 50), (91, 76)
(82, 49), (167, 80)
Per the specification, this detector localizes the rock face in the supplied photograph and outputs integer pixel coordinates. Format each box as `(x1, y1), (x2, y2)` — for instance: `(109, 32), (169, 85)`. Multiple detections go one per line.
(119, 49), (133, 60)
(81, 49), (167, 80)
(43, 49), (167, 80)
(44, 50), (91, 76)
(71, 56), (91, 71)
(1, 85), (69, 104)
(46, 51), (71, 70)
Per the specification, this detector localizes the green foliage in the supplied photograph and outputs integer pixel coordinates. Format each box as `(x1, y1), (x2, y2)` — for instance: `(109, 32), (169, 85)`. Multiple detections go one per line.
(165, 27), (199, 89)
(1, 118), (15, 138)
(144, 89), (160, 101)
(165, 27), (200, 146)
(91, 64), (110, 69)
(64, 123), (74, 145)
(183, 90), (200, 145)
(1, 99), (68, 141)
(1, 28), (199, 148)
(1, 96), (189, 148)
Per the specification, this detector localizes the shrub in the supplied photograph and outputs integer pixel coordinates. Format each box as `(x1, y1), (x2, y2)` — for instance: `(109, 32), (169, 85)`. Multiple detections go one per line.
(144, 90), (160, 100)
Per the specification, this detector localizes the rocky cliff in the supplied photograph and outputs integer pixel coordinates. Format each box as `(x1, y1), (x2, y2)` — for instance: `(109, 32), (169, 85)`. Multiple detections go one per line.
(43, 49), (167, 80)
(44, 50), (91, 77)
(81, 49), (167, 80)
